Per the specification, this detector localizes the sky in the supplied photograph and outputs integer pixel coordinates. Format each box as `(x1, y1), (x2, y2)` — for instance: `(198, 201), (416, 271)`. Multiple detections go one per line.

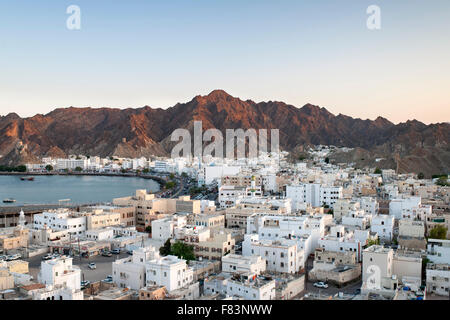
(0, 0), (449, 124)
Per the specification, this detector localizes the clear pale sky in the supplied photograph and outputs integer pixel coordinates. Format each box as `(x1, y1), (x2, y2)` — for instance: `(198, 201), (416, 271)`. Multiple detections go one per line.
(0, 0), (449, 124)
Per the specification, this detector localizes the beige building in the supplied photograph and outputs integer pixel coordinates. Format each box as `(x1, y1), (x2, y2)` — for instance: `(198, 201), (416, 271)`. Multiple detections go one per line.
(5, 260), (29, 274)
(190, 214), (225, 229)
(113, 190), (200, 231)
(309, 249), (361, 285)
(138, 285), (167, 300)
(398, 220), (427, 250)
(85, 209), (121, 230)
(0, 228), (29, 252)
(225, 203), (283, 229)
(0, 269), (14, 290)
(221, 175), (263, 188)
(89, 205), (136, 227)
(192, 229), (236, 261)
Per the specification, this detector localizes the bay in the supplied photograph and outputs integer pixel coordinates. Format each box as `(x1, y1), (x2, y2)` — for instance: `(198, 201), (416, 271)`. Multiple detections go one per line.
(0, 175), (160, 206)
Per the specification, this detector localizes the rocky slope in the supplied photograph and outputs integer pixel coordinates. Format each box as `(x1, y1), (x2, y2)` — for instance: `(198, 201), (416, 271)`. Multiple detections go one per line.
(0, 90), (448, 176)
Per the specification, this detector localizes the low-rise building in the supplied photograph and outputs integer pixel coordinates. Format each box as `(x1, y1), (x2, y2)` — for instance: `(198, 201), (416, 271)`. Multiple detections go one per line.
(426, 263), (450, 296)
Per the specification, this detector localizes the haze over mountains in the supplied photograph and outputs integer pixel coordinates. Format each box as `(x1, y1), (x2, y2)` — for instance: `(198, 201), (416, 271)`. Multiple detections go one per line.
(0, 90), (448, 177)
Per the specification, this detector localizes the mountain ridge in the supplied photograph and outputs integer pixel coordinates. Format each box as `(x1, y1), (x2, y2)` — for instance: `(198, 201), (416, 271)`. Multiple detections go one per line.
(0, 90), (448, 177)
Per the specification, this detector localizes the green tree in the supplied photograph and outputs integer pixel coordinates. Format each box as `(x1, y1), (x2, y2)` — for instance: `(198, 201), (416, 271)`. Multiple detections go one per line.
(417, 172), (425, 179)
(159, 239), (172, 256)
(169, 173), (175, 179)
(45, 165), (54, 172)
(429, 225), (448, 240)
(367, 238), (380, 246)
(436, 177), (450, 187)
(74, 167), (83, 172)
(16, 165), (27, 172)
(325, 157), (330, 164)
(145, 226), (152, 234)
(143, 168), (150, 174)
(165, 181), (176, 189)
(170, 241), (195, 261)
(374, 168), (382, 174)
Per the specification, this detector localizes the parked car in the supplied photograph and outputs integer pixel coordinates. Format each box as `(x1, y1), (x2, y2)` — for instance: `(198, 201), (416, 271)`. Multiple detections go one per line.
(42, 254), (53, 260)
(81, 280), (91, 289)
(6, 254), (21, 261)
(88, 263), (96, 270)
(111, 248), (120, 254)
(354, 289), (361, 295)
(101, 251), (112, 257)
(126, 250), (133, 255)
(313, 282), (329, 289)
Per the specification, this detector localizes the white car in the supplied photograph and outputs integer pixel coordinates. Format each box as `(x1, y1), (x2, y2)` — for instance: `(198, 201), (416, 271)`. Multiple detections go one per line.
(313, 282), (329, 289)
(88, 263), (96, 270)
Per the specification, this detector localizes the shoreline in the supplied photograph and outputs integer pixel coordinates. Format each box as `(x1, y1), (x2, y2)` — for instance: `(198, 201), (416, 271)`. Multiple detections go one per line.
(0, 172), (168, 213)
(0, 171), (166, 186)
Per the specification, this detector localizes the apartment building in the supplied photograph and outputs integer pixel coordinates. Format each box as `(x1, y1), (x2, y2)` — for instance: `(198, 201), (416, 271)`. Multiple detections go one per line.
(285, 183), (343, 210)
(243, 234), (305, 274)
(204, 272), (276, 300)
(221, 254), (267, 275)
(88, 205), (136, 227)
(84, 209), (121, 230)
(427, 239), (450, 264)
(191, 213), (225, 229)
(370, 215), (395, 242)
(398, 220), (426, 250)
(225, 201), (283, 230)
(152, 215), (188, 242)
(226, 273), (276, 300)
(246, 214), (325, 256)
(426, 263), (450, 296)
(33, 209), (86, 237)
(318, 226), (364, 262)
(145, 255), (196, 293)
(112, 246), (160, 290)
(113, 190), (200, 230)
(309, 248), (361, 285)
(38, 257), (81, 291)
(0, 227), (29, 251)
(333, 199), (360, 222)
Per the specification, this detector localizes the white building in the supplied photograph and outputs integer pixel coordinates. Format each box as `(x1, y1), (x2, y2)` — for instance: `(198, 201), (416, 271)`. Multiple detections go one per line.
(389, 197), (421, 219)
(426, 263), (450, 296)
(242, 234), (304, 273)
(34, 209), (86, 237)
(360, 197), (379, 215)
(85, 228), (114, 241)
(151, 215), (187, 242)
(221, 254), (266, 275)
(371, 215), (395, 242)
(112, 246), (160, 290)
(38, 257), (81, 291)
(145, 255), (195, 293)
(318, 226), (365, 262)
(285, 184), (343, 210)
(427, 239), (450, 265)
(226, 274), (276, 300)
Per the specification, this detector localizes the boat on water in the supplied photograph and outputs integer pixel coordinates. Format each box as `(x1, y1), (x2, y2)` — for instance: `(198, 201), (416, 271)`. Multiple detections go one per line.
(20, 176), (34, 181)
(3, 198), (16, 203)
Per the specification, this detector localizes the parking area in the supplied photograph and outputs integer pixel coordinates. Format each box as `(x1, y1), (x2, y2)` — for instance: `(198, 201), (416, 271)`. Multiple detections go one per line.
(26, 251), (130, 283)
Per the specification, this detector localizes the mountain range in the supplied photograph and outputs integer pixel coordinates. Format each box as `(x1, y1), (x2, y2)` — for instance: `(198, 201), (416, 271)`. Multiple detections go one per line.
(0, 90), (448, 177)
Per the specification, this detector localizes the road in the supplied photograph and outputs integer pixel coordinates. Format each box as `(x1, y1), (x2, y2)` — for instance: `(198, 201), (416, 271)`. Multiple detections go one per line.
(27, 252), (130, 283)
(301, 256), (362, 297)
(304, 279), (362, 296)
